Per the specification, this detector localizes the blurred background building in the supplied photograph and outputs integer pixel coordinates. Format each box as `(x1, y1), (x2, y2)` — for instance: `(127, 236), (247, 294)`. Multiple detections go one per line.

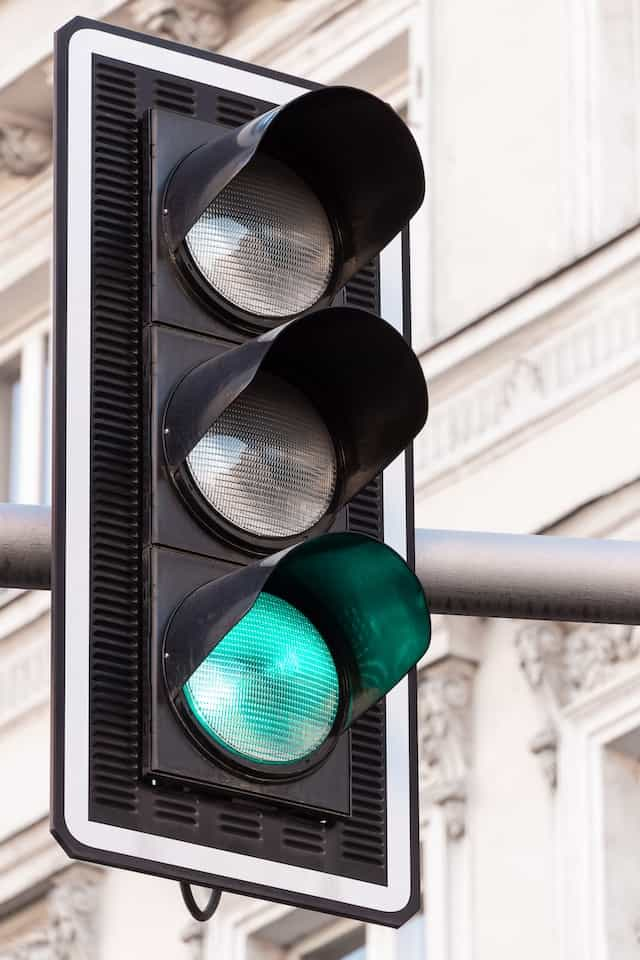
(0, 0), (639, 957)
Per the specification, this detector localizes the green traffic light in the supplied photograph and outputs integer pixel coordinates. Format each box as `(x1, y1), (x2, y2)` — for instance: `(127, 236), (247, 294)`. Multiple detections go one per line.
(172, 533), (430, 772)
(183, 592), (340, 765)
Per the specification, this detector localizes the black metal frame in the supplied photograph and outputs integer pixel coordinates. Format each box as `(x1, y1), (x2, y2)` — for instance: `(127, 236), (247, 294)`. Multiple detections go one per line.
(51, 15), (421, 928)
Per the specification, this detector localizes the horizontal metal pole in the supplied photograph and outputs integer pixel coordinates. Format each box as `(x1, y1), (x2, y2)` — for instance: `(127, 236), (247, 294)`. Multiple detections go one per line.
(416, 528), (640, 625)
(0, 504), (51, 591)
(0, 505), (638, 625)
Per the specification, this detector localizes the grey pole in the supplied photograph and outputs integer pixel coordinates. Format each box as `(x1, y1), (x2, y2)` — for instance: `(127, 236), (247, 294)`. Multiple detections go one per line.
(416, 528), (640, 625)
(1, 504), (639, 625)
(0, 503), (51, 591)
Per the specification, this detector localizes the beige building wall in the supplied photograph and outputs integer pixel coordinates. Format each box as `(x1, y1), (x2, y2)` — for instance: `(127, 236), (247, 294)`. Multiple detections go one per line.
(0, 2), (639, 959)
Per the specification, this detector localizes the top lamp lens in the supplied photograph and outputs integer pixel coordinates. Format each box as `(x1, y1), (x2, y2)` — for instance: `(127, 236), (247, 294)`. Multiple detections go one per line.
(184, 154), (335, 320)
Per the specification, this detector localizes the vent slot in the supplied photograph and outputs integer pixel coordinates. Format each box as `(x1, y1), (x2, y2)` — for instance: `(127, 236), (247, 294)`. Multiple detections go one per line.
(216, 92), (260, 127)
(347, 475), (383, 539)
(155, 77), (197, 115)
(90, 60), (141, 815)
(219, 805), (263, 840)
(340, 702), (386, 868)
(344, 260), (379, 312)
(154, 793), (199, 827)
(283, 819), (327, 855)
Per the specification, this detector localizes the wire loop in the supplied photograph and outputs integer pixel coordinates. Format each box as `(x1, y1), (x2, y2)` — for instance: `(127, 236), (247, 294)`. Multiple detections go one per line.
(180, 881), (222, 922)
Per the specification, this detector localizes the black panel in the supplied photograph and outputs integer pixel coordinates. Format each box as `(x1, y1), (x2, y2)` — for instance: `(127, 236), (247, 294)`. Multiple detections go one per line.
(88, 54), (388, 886)
(90, 59), (141, 816)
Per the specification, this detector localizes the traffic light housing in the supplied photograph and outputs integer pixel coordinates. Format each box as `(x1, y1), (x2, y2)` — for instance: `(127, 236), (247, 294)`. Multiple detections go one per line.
(52, 17), (430, 926)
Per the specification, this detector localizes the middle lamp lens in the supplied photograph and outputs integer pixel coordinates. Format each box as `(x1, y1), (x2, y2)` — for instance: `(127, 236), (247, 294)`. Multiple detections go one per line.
(184, 153), (336, 320)
(186, 372), (337, 540)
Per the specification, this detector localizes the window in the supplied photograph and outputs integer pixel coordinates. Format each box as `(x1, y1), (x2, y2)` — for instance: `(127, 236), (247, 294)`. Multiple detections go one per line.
(0, 324), (49, 507)
(249, 912), (367, 960)
(302, 927), (366, 960)
(0, 322), (50, 605)
(0, 358), (21, 502)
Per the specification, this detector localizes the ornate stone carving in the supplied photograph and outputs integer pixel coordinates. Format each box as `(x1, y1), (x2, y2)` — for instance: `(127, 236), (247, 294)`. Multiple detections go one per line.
(47, 866), (102, 959)
(529, 727), (558, 790)
(418, 658), (476, 839)
(0, 866), (103, 960)
(182, 921), (205, 960)
(565, 623), (640, 693)
(516, 623), (640, 707)
(516, 622), (567, 702)
(131, 0), (236, 50)
(0, 124), (52, 177)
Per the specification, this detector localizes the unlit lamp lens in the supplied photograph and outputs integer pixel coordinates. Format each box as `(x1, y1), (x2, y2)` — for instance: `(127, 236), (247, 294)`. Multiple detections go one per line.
(184, 153), (335, 319)
(186, 372), (337, 539)
(183, 592), (340, 764)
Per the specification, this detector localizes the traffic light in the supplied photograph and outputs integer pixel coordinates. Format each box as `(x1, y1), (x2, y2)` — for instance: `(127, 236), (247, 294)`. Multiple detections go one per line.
(52, 17), (430, 926)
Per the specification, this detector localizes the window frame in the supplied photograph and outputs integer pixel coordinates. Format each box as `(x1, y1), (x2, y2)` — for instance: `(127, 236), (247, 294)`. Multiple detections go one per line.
(287, 918), (365, 960)
(0, 316), (50, 610)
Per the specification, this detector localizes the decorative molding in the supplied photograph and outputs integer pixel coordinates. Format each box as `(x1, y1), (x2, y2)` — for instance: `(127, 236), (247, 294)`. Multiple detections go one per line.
(0, 632), (49, 730)
(130, 0), (246, 50)
(417, 287), (640, 487)
(0, 865), (103, 960)
(0, 122), (51, 178)
(516, 622), (640, 708)
(418, 657), (476, 838)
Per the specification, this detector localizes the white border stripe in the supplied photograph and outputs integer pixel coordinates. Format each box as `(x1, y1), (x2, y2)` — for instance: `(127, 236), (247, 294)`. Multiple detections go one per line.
(64, 27), (411, 912)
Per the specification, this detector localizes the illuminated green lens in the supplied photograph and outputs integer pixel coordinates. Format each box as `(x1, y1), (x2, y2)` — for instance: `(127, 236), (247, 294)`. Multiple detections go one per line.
(182, 593), (339, 765)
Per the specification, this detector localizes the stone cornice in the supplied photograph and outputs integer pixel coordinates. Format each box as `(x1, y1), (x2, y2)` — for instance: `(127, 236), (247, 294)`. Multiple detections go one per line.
(0, 819), (66, 918)
(422, 225), (640, 380)
(0, 628), (49, 732)
(222, 0), (415, 89)
(0, 175), (51, 279)
(418, 240), (640, 491)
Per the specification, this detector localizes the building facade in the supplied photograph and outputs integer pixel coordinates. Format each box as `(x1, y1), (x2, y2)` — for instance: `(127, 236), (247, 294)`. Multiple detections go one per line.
(0, 1), (639, 958)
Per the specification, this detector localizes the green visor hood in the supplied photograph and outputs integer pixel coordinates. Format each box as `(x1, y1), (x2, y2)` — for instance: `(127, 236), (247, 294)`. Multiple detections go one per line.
(165, 532), (430, 738)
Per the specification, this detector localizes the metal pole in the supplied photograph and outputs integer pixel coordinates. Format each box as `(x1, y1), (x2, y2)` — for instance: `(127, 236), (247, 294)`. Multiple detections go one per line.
(0, 504), (51, 591)
(0, 505), (639, 625)
(416, 528), (640, 625)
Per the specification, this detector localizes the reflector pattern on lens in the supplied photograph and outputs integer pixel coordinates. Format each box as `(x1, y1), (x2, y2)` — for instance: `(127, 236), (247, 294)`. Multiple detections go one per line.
(185, 153), (335, 318)
(183, 593), (340, 764)
(186, 372), (337, 539)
